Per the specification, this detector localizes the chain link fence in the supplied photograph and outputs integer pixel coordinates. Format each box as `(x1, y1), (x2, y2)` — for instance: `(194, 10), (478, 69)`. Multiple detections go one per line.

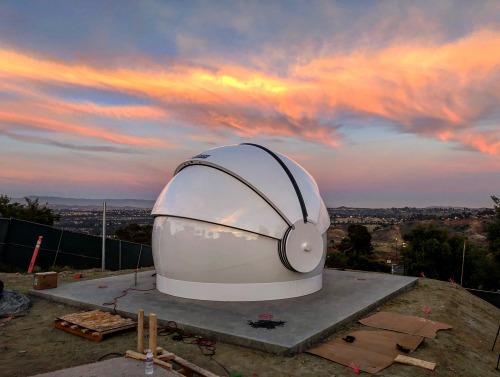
(0, 218), (153, 271)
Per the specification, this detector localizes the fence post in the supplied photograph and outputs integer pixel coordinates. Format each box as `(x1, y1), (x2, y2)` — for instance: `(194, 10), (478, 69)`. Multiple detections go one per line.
(137, 244), (143, 269)
(119, 240), (122, 270)
(52, 230), (64, 268)
(101, 201), (106, 271)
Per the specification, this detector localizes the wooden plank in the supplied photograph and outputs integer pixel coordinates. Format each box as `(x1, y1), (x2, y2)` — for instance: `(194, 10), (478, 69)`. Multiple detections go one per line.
(157, 352), (176, 361)
(137, 309), (144, 353)
(57, 310), (135, 332)
(145, 347), (220, 377)
(149, 313), (158, 357)
(59, 312), (134, 331)
(177, 368), (194, 377)
(173, 354), (220, 377)
(98, 323), (136, 335)
(156, 346), (175, 360)
(55, 311), (136, 342)
(125, 350), (172, 369)
(394, 355), (436, 370)
(168, 369), (188, 377)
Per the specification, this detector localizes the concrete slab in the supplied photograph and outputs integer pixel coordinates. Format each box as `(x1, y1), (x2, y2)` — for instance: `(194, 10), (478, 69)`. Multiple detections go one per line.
(30, 269), (417, 355)
(33, 356), (178, 377)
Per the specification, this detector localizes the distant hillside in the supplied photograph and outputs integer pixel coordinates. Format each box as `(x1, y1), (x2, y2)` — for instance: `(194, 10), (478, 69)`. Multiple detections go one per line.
(11, 196), (155, 209)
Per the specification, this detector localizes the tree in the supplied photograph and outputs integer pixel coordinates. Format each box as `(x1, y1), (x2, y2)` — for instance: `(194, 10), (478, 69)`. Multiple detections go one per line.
(0, 195), (60, 226)
(402, 223), (466, 281)
(473, 195), (500, 289)
(468, 247), (500, 290)
(484, 195), (500, 261)
(344, 224), (373, 256)
(401, 197), (500, 289)
(114, 223), (153, 245)
(329, 224), (388, 273)
(0, 195), (23, 219)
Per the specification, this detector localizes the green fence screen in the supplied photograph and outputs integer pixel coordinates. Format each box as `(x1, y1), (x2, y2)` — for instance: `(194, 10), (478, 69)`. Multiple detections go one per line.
(0, 218), (153, 271)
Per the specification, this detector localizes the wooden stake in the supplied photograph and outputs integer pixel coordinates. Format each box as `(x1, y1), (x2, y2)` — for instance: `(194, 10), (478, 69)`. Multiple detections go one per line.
(149, 313), (158, 357)
(137, 309), (144, 354)
(394, 355), (436, 371)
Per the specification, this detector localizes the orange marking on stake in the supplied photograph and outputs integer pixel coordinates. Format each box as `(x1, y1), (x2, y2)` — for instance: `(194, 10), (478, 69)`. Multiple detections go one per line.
(28, 236), (43, 273)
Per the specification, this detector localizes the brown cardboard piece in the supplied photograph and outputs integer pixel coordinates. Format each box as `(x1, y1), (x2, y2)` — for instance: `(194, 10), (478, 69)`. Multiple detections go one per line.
(307, 330), (424, 374)
(33, 272), (58, 290)
(359, 311), (452, 338)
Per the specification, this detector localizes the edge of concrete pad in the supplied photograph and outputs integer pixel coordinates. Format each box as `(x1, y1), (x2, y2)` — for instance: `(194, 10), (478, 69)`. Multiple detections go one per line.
(147, 275), (418, 357)
(284, 275), (419, 355)
(29, 271), (152, 318)
(30, 288), (115, 313)
(29, 271), (418, 356)
(32, 356), (178, 377)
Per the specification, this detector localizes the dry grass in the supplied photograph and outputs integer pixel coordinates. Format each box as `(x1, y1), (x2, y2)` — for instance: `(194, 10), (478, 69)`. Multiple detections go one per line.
(0, 269), (499, 376)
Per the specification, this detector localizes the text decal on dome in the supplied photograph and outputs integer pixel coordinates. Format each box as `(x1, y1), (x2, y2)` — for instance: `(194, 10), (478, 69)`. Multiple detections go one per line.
(192, 154), (210, 159)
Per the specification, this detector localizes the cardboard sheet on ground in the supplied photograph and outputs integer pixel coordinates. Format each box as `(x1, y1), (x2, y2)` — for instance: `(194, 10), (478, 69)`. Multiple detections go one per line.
(359, 311), (452, 338)
(307, 330), (424, 374)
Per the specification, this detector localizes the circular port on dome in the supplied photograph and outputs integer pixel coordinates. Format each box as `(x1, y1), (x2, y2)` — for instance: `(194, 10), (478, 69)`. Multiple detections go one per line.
(282, 220), (324, 273)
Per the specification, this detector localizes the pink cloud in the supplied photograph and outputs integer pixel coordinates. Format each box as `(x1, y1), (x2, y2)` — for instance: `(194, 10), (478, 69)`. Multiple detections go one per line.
(43, 102), (166, 119)
(0, 28), (498, 154)
(1, 80), (166, 120)
(289, 29), (500, 154)
(0, 111), (167, 147)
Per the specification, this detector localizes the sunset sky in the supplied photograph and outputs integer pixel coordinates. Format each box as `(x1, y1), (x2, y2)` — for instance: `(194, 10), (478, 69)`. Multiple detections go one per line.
(0, 1), (498, 208)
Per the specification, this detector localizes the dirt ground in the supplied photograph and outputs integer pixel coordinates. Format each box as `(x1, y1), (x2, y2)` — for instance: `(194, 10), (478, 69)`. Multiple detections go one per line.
(1, 269), (499, 377)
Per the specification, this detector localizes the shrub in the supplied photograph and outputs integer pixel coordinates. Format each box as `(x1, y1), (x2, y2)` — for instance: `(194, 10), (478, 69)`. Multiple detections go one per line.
(325, 253), (348, 269)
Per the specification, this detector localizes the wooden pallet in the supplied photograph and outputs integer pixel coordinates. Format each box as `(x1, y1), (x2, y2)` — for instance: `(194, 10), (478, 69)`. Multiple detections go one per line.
(55, 310), (136, 341)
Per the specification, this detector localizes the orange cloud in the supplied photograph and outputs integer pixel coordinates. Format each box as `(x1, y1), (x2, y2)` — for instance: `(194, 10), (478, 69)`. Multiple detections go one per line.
(1, 80), (166, 120)
(0, 48), (340, 145)
(289, 30), (499, 150)
(456, 132), (500, 155)
(44, 102), (166, 119)
(0, 28), (498, 153)
(0, 111), (166, 147)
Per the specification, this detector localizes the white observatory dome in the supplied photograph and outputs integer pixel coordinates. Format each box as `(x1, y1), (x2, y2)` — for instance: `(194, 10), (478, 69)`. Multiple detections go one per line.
(152, 143), (330, 301)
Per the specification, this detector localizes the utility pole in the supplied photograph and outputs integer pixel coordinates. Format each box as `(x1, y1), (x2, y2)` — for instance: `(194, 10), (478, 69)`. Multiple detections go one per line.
(395, 237), (398, 264)
(460, 239), (466, 287)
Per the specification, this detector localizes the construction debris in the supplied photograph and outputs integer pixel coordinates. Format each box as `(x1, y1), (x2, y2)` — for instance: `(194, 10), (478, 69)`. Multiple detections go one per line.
(307, 330), (425, 374)
(394, 354), (436, 370)
(359, 311), (452, 338)
(132, 309), (221, 377)
(0, 289), (30, 316)
(55, 309), (136, 341)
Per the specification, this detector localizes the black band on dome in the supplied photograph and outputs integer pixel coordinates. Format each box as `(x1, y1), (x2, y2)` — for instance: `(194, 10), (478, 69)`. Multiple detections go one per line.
(278, 226), (297, 272)
(241, 143), (308, 223)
